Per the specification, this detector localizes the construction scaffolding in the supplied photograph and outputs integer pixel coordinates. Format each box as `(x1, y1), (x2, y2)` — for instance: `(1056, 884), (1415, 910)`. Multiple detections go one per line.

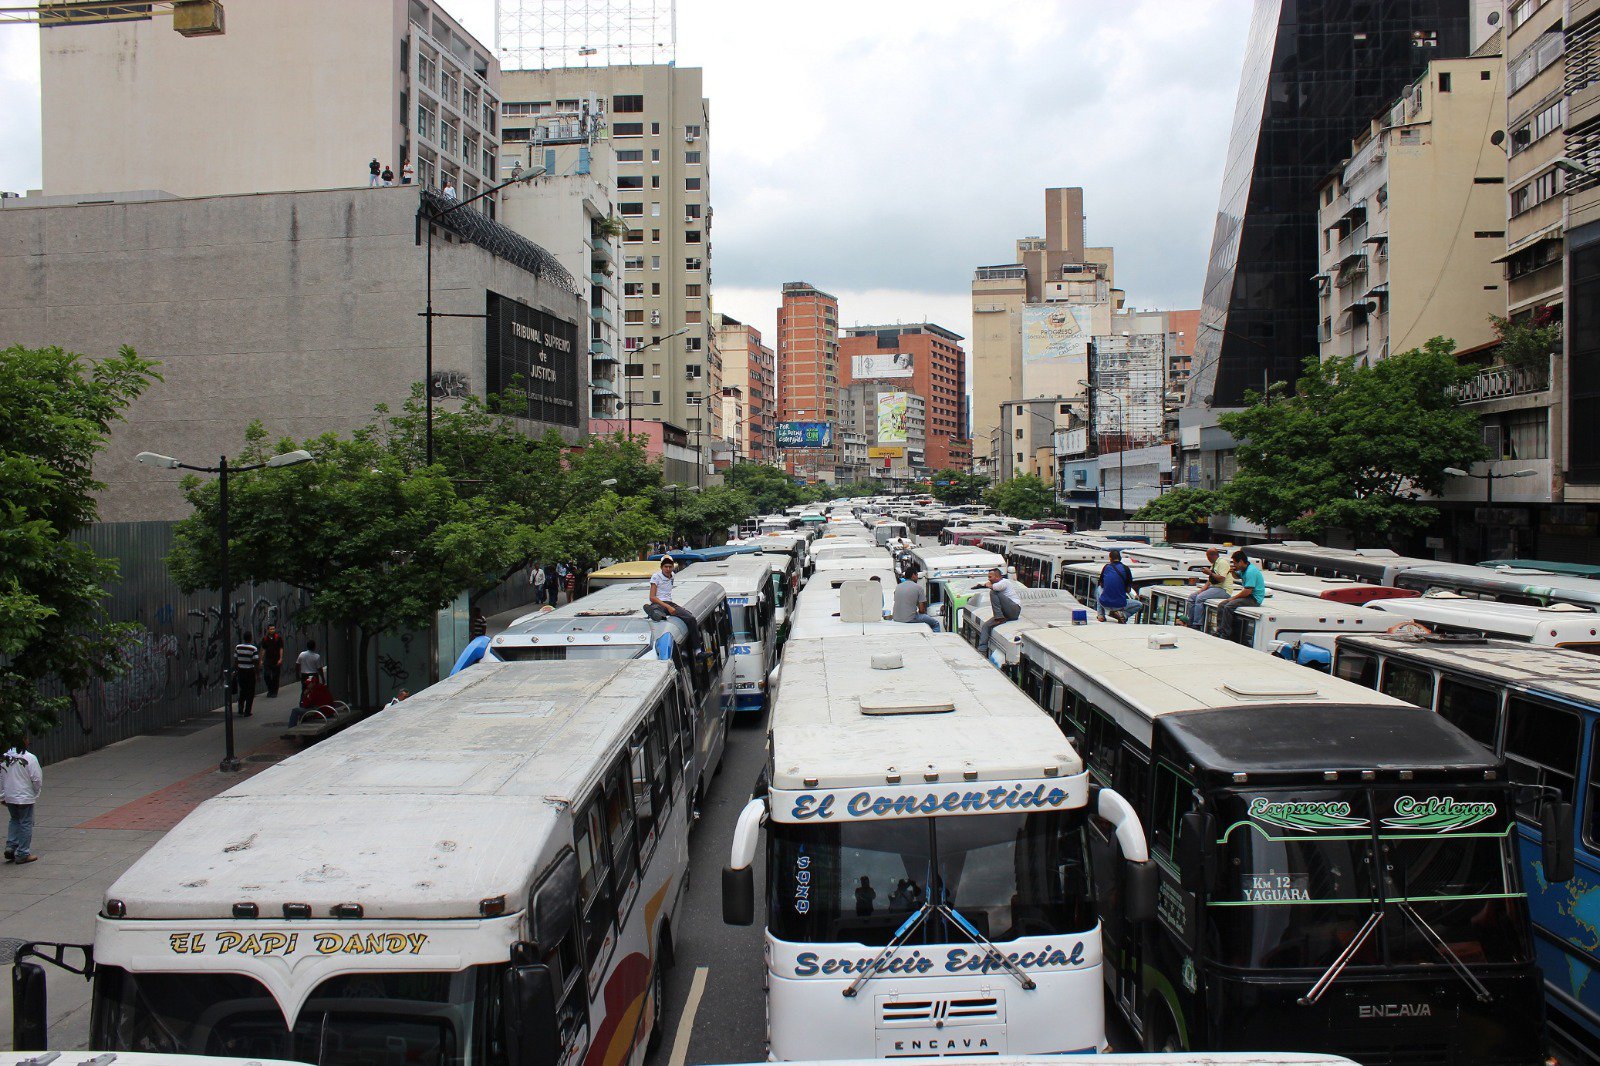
(495, 0), (675, 70)
(1089, 332), (1169, 450)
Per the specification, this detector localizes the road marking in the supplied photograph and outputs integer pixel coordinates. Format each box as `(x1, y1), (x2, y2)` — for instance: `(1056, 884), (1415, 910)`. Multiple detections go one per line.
(668, 965), (710, 1066)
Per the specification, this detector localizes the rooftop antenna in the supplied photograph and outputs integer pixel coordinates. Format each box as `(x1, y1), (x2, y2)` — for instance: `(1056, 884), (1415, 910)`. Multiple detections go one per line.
(496, 0), (677, 71)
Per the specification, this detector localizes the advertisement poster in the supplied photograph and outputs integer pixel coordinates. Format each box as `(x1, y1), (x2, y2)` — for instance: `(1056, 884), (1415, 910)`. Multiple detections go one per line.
(1021, 305), (1095, 399)
(777, 421), (833, 448)
(876, 392), (909, 444)
(852, 352), (914, 379)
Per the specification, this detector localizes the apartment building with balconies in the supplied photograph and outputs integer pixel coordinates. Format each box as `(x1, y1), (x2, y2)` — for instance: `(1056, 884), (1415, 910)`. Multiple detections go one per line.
(776, 282), (840, 480)
(714, 313), (776, 463)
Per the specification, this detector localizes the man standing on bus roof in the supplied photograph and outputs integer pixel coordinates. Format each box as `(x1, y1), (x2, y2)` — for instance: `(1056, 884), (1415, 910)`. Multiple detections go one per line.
(649, 557), (703, 653)
(1215, 550), (1266, 639)
(1097, 550), (1137, 623)
(975, 567), (1022, 654)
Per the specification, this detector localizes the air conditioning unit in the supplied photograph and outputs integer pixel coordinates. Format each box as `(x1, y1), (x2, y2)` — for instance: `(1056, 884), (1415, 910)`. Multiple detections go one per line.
(685, 131), (697, 142)
(650, 310), (662, 325)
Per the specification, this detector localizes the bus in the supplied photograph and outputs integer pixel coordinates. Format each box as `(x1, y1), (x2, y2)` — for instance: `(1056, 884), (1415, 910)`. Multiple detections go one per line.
(1331, 633), (1600, 1056)
(586, 560), (664, 592)
(1242, 544), (1438, 585)
(19, 660), (695, 1066)
(1191, 592), (1397, 668)
(1481, 559), (1600, 580)
(487, 582), (735, 807)
(955, 588), (1090, 673)
(676, 557), (777, 715)
(1014, 624), (1558, 1063)
(906, 545), (1008, 614)
(1259, 572), (1420, 606)
(1391, 564), (1600, 611)
(722, 631), (1153, 1060)
(1008, 543), (1103, 591)
(1365, 596), (1600, 653)
(1057, 562), (1204, 617)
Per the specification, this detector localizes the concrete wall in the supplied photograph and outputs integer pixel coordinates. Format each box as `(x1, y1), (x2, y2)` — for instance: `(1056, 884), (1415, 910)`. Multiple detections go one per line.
(0, 185), (583, 522)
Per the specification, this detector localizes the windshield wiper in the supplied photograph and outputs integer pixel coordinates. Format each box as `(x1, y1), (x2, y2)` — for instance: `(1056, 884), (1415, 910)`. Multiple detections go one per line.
(1298, 909), (1383, 1006)
(1398, 902), (1492, 1004)
(940, 900), (1036, 991)
(842, 902), (937, 999)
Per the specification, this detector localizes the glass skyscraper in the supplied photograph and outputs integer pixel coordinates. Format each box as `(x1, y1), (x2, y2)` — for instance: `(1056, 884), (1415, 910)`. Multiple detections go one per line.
(1189, 0), (1471, 409)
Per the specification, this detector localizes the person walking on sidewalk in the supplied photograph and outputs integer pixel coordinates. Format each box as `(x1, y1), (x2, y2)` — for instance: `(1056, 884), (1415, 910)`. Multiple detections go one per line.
(3, 737), (42, 864)
(296, 639), (325, 689)
(233, 632), (260, 718)
(261, 624), (285, 698)
(470, 606), (488, 639)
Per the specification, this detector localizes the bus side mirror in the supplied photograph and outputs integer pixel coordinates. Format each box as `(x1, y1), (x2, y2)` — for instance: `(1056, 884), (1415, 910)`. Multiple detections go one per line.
(12, 959), (49, 1051)
(1125, 860), (1157, 923)
(1542, 801), (1575, 884)
(1178, 811), (1212, 895)
(723, 866), (755, 926)
(502, 963), (560, 1066)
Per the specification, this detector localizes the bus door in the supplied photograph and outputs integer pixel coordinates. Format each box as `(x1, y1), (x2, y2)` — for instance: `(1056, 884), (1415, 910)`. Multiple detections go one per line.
(1145, 759), (1201, 1048)
(1081, 706), (1145, 1014)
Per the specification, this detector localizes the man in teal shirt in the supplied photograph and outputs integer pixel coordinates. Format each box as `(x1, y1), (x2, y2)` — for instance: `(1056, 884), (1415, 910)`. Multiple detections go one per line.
(1215, 550), (1266, 640)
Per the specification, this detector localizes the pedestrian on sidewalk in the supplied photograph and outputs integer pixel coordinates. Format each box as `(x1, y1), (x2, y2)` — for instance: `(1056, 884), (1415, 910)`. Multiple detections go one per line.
(261, 624), (285, 698)
(470, 606), (488, 638)
(233, 632), (260, 717)
(296, 639), (325, 691)
(532, 565), (547, 604)
(381, 164), (394, 186)
(368, 157), (381, 187)
(3, 737), (42, 864)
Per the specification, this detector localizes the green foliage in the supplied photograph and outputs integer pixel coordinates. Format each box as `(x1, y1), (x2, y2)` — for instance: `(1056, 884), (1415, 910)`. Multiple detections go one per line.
(724, 463), (810, 516)
(1131, 488), (1225, 527)
(1, 345), (161, 737)
(659, 484), (752, 546)
(1219, 339), (1487, 542)
(1489, 314), (1560, 372)
(930, 469), (989, 506)
(985, 474), (1060, 521)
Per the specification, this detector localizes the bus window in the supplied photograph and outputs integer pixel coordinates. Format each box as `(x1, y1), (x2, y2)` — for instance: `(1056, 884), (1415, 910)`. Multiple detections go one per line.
(665, 682), (688, 787)
(1335, 650), (1378, 688)
(1379, 662), (1435, 709)
(1235, 617), (1258, 648)
(541, 909), (590, 1054)
(1062, 689), (1088, 740)
(605, 757), (641, 894)
(574, 797), (614, 963)
(1151, 763), (1195, 863)
(629, 727), (656, 851)
(1504, 696), (1581, 818)
(1585, 729), (1600, 851)
(1437, 678), (1499, 749)
(646, 698), (671, 814)
(1087, 708), (1118, 785)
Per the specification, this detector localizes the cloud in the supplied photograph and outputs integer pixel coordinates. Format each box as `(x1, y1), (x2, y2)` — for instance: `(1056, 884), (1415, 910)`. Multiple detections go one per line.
(0, 25), (41, 193)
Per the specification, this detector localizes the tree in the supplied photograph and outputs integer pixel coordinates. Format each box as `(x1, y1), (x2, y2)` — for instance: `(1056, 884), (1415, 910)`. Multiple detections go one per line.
(724, 463), (809, 516)
(1, 345), (161, 737)
(930, 469), (989, 505)
(985, 474), (1060, 521)
(1131, 488), (1225, 528)
(1489, 314), (1560, 372)
(1219, 339), (1487, 542)
(662, 485), (752, 546)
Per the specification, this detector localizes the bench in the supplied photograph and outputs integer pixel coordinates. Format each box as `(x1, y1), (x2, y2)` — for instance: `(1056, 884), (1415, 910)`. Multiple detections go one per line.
(280, 701), (365, 745)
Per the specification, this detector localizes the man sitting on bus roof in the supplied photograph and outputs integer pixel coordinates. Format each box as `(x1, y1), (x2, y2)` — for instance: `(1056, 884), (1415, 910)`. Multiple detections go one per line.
(648, 557), (703, 653)
(892, 567), (942, 632)
(1182, 571), (1230, 628)
(975, 567), (1022, 654)
(1214, 549), (1266, 639)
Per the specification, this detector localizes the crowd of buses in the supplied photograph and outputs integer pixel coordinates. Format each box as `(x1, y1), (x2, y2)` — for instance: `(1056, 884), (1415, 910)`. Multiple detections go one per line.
(14, 497), (1600, 1066)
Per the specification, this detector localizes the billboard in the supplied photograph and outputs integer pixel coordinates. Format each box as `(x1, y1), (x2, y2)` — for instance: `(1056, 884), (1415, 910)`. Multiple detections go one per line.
(777, 421), (833, 448)
(485, 292), (581, 427)
(1021, 304), (1095, 399)
(852, 352), (914, 379)
(876, 392), (909, 444)
(868, 445), (904, 459)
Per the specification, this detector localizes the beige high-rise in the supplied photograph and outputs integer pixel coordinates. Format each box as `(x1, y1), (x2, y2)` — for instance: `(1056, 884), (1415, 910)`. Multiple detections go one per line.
(499, 66), (713, 440)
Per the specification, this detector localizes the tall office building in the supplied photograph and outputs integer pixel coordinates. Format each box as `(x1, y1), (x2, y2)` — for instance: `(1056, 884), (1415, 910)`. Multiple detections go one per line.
(838, 323), (970, 471)
(714, 313), (776, 463)
(41, 0), (504, 211)
(1187, 0), (1472, 413)
(776, 282), (840, 480)
(499, 65), (713, 445)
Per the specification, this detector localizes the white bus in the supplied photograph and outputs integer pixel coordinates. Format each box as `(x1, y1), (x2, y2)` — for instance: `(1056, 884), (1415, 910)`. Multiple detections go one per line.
(954, 588), (1090, 673)
(723, 632), (1153, 1060)
(676, 557), (778, 714)
(1058, 562), (1204, 619)
(1013, 625), (1551, 1062)
(486, 582), (735, 806)
(1364, 594), (1600, 653)
(906, 545), (1008, 619)
(1196, 591), (1397, 667)
(48, 660), (693, 1066)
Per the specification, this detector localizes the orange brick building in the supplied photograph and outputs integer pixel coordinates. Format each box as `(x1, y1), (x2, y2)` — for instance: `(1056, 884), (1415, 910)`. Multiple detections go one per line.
(776, 281), (839, 477)
(839, 322), (970, 472)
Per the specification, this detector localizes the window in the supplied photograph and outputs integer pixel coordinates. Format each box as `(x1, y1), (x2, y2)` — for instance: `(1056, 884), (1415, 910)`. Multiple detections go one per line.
(1473, 230), (1506, 238)
(650, 283), (660, 295)
(650, 255), (661, 269)
(617, 149), (643, 162)
(685, 203), (702, 218)
(1507, 31), (1563, 95)
(651, 176), (660, 189)
(685, 177), (702, 191)
(614, 122), (644, 137)
(651, 149), (660, 163)
(685, 124), (701, 139)
(650, 202), (661, 216)
(651, 390), (661, 404)
(624, 230), (644, 244)
(685, 284), (702, 298)
(1509, 0), (1550, 30)
(1379, 662), (1435, 708)
(573, 795), (613, 963)
(686, 337), (702, 352)
(623, 282), (643, 296)
(623, 256), (644, 270)
(686, 311), (702, 324)
(651, 122), (660, 135)
(618, 202), (644, 216)
(1509, 99), (1564, 157)
(618, 175), (644, 189)
(625, 309), (645, 324)
(1438, 71), (1451, 92)
(685, 257), (702, 271)
(1508, 409), (1549, 459)
(685, 230), (702, 243)
(1511, 168), (1563, 217)
(651, 229), (661, 242)
(418, 53), (435, 89)
(685, 151), (701, 165)
(1438, 678), (1499, 748)
(1505, 697), (1581, 815)
(502, 127), (529, 142)
(613, 94), (644, 113)
(1584, 729), (1600, 848)
(417, 104), (435, 141)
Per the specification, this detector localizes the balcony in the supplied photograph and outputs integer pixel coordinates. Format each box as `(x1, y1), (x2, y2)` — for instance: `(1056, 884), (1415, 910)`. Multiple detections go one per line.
(590, 233), (614, 262)
(591, 270), (615, 293)
(590, 338), (617, 360)
(1451, 361), (1552, 403)
(590, 304), (613, 326)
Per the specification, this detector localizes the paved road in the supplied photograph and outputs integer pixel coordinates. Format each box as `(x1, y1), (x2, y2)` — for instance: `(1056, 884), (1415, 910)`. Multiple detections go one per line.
(649, 706), (770, 1066)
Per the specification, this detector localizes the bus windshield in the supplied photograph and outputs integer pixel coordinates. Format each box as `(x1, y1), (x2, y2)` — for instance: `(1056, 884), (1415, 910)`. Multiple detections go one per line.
(1207, 788), (1528, 970)
(92, 965), (488, 1064)
(767, 810), (1095, 946)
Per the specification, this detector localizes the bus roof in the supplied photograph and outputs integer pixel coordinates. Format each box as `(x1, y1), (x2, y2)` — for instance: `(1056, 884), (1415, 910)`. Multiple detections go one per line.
(588, 559), (661, 580)
(1337, 633), (1600, 704)
(1365, 595), (1600, 641)
(493, 581), (724, 652)
(1019, 625), (1405, 746)
(105, 659), (675, 921)
(674, 556), (772, 598)
(909, 544), (1006, 571)
(1395, 563), (1600, 607)
(770, 634), (1081, 789)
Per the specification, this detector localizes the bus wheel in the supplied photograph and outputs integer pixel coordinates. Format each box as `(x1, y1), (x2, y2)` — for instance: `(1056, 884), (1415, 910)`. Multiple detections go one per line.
(645, 953), (666, 1054)
(1142, 1009), (1182, 1053)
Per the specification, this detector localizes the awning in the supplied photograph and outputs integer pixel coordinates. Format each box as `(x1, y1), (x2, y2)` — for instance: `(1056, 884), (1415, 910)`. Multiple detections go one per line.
(1491, 223), (1564, 264)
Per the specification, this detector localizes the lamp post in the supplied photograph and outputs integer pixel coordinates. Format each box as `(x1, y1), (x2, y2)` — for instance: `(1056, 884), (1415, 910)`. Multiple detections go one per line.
(136, 448), (314, 771)
(1444, 464), (1537, 562)
(625, 325), (692, 441)
(421, 166), (546, 466)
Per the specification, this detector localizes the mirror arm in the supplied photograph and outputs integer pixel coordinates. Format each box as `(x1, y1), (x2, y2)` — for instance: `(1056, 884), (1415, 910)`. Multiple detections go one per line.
(728, 796), (766, 870)
(1094, 786), (1150, 863)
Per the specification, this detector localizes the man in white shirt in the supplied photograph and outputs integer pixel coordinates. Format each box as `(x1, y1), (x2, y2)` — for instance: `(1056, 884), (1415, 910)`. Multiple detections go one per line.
(296, 640), (325, 692)
(3, 737), (43, 864)
(648, 557), (702, 652)
(976, 567), (1023, 655)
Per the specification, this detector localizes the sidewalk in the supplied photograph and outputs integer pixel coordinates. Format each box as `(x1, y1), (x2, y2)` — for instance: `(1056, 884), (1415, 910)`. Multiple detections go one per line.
(0, 697), (301, 1050)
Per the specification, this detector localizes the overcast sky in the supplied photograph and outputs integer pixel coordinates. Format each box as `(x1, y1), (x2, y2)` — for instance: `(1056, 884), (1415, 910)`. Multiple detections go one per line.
(0, 0), (1251, 347)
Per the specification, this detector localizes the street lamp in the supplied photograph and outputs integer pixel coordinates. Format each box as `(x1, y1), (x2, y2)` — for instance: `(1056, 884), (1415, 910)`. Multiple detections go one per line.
(1443, 464), (1537, 562)
(136, 448), (314, 771)
(420, 166), (546, 467)
(625, 326), (692, 440)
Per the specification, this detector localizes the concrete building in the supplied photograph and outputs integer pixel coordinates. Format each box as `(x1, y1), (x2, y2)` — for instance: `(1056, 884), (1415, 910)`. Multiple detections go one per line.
(838, 322), (969, 471)
(999, 397), (1077, 487)
(714, 313), (776, 463)
(970, 188), (1120, 478)
(499, 65), (714, 452)
(1316, 50), (1507, 364)
(776, 281), (840, 481)
(1564, 0), (1600, 531)
(41, 0), (504, 212)
(842, 381), (928, 487)
(499, 111), (621, 422)
(0, 186), (583, 523)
